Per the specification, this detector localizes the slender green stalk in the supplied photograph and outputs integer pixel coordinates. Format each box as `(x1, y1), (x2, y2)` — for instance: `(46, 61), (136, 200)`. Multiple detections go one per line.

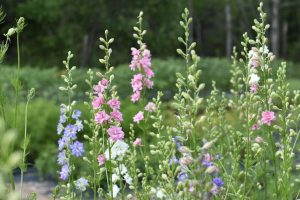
(20, 88), (35, 198)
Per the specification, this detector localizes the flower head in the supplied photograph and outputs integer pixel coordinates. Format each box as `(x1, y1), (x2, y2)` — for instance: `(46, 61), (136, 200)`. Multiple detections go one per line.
(108, 126), (124, 142)
(60, 164), (69, 180)
(261, 111), (276, 126)
(133, 111), (144, 123)
(95, 111), (110, 124)
(213, 177), (224, 187)
(145, 102), (156, 112)
(72, 110), (81, 120)
(249, 74), (260, 85)
(98, 154), (106, 166)
(70, 141), (84, 157)
(63, 124), (78, 139)
(74, 177), (89, 192)
(108, 98), (120, 110)
(133, 138), (142, 146)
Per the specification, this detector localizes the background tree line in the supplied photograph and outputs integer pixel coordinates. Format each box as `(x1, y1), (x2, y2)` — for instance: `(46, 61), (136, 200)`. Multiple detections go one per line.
(1, 0), (300, 68)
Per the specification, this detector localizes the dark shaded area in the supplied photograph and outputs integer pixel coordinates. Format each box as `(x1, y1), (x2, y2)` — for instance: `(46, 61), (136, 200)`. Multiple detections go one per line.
(1, 0), (299, 68)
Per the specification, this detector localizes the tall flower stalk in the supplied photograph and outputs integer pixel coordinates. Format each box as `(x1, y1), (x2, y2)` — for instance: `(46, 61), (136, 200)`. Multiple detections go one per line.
(56, 51), (85, 199)
(20, 88), (35, 198)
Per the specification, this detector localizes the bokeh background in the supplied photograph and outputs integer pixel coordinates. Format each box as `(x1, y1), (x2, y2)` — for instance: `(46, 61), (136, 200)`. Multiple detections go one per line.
(0, 0), (300, 179)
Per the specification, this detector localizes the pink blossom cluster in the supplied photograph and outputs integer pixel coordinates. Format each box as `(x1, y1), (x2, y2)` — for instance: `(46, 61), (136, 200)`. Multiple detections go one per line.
(92, 78), (124, 142)
(129, 47), (155, 102)
(261, 111), (276, 126)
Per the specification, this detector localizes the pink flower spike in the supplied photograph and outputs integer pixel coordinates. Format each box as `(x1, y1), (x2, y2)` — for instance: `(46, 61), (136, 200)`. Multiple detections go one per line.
(131, 91), (141, 103)
(261, 111), (276, 126)
(108, 98), (120, 110)
(110, 110), (123, 123)
(108, 126), (124, 142)
(133, 111), (144, 123)
(145, 102), (156, 112)
(95, 111), (110, 124)
(133, 138), (142, 147)
(92, 96), (105, 109)
(97, 154), (106, 166)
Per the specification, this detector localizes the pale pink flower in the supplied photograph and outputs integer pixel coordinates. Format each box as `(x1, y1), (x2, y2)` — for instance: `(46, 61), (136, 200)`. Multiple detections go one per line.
(108, 98), (120, 110)
(250, 84), (259, 93)
(131, 48), (140, 56)
(144, 78), (154, 89)
(92, 96), (105, 109)
(210, 185), (219, 196)
(255, 136), (264, 143)
(110, 110), (123, 123)
(131, 74), (143, 92)
(108, 126), (124, 142)
(252, 124), (259, 130)
(261, 111), (276, 126)
(145, 102), (156, 112)
(131, 91), (141, 103)
(133, 138), (142, 146)
(140, 57), (151, 68)
(142, 49), (151, 57)
(144, 67), (154, 78)
(97, 154), (106, 166)
(133, 111), (144, 123)
(95, 111), (110, 124)
(203, 153), (213, 162)
(93, 84), (105, 94)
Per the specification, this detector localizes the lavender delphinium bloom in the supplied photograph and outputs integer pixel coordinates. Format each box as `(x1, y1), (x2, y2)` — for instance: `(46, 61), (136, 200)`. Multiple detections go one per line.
(57, 123), (64, 135)
(75, 120), (83, 131)
(213, 177), (224, 187)
(202, 161), (213, 167)
(60, 164), (70, 180)
(74, 177), (89, 191)
(178, 172), (189, 182)
(64, 124), (78, 139)
(70, 141), (84, 157)
(173, 136), (183, 149)
(57, 150), (68, 165)
(72, 110), (82, 120)
(169, 156), (179, 165)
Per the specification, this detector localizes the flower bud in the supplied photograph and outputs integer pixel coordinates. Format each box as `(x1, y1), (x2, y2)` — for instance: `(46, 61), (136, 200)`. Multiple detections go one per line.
(5, 28), (16, 37)
(205, 165), (218, 174)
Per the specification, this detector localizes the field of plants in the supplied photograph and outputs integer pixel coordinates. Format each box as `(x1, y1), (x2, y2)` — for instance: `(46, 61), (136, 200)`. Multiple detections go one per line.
(1, 1), (300, 200)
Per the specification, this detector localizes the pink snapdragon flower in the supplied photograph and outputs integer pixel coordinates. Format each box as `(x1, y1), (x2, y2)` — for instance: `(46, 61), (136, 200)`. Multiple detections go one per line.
(261, 111), (276, 126)
(92, 96), (105, 109)
(95, 111), (110, 124)
(108, 98), (120, 110)
(131, 74), (143, 92)
(108, 126), (124, 142)
(133, 111), (144, 123)
(145, 102), (156, 112)
(110, 110), (123, 123)
(94, 79), (109, 95)
(131, 91), (141, 103)
(97, 154), (106, 166)
(133, 138), (142, 146)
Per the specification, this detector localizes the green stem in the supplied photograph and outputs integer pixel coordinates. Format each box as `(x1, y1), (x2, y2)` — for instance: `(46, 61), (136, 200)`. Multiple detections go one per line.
(21, 96), (30, 198)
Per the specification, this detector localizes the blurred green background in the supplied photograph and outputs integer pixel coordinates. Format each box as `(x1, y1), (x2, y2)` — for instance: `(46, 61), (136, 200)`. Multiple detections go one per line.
(0, 0), (300, 178)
